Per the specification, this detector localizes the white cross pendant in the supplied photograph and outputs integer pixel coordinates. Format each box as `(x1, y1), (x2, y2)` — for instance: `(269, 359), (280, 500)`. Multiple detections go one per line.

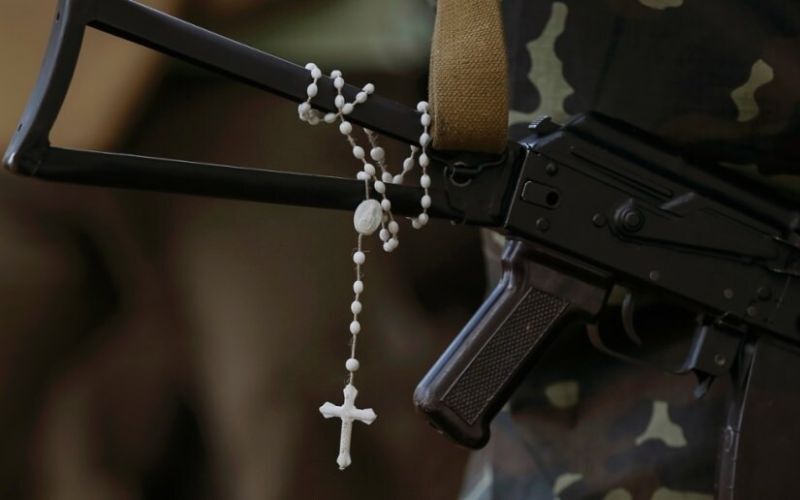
(319, 384), (377, 470)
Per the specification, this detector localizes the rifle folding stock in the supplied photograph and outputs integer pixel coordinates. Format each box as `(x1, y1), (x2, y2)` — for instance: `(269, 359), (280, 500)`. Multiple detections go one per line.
(3, 0), (459, 218)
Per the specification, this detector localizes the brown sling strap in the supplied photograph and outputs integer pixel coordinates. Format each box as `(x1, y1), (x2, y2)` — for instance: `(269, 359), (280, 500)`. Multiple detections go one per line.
(429, 0), (509, 154)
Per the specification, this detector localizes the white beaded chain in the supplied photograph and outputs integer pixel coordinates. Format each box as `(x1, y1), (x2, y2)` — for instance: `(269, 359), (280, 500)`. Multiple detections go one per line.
(297, 63), (432, 470)
(413, 101), (432, 229)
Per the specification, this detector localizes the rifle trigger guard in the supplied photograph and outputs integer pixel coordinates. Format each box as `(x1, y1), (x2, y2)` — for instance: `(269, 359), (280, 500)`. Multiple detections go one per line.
(588, 307), (743, 398)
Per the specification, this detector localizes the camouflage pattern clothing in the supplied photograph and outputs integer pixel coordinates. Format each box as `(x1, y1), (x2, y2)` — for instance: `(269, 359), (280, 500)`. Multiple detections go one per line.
(460, 1), (800, 499)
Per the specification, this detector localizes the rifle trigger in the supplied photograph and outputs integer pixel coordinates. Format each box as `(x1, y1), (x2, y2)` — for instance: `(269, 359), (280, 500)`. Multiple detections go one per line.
(621, 292), (643, 346)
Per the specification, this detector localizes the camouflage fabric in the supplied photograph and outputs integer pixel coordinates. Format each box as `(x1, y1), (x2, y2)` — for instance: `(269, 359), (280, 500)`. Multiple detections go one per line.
(460, 1), (800, 499)
(505, 0), (800, 199)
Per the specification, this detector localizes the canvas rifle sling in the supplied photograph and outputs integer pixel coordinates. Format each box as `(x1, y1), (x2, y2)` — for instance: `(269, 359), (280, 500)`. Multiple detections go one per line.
(429, 0), (508, 154)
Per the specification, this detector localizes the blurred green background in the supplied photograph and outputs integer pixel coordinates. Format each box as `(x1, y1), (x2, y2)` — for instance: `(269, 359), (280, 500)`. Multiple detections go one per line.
(0, 1), (487, 498)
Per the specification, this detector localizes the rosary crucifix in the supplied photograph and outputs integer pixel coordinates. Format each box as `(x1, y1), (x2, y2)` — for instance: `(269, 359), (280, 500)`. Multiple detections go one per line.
(320, 384), (377, 470)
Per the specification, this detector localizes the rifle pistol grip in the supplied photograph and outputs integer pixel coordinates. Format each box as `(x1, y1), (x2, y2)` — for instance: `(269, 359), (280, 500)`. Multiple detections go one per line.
(414, 239), (609, 448)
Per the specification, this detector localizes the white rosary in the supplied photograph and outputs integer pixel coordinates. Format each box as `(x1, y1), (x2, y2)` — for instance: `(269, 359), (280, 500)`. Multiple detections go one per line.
(297, 63), (432, 470)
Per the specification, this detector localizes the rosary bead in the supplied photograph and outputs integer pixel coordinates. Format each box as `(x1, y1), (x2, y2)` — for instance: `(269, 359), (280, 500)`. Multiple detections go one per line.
(353, 199), (382, 235)
(335, 95), (345, 109)
(370, 147), (385, 162)
(353, 280), (364, 294)
(417, 101), (429, 112)
(331, 69), (342, 78)
(311, 67), (322, 79)
(374, 181), (386, 194)
(350, 320), (361, 334)
(324, 113), (338, 124)
(346, 358), (360, 372)
(420, 133), (431, 147)
(419, 153), (430, 168)
(392, 174), (404, 184)
(363, 163), (376, 176)
(420, 174), (431, 188)
(298, 102), (311, 115)
(402, 158), (414, 172)
(421, 113), (431, 126)
(351, 300), (362, 314)
(339, 121), (353, 135)
(388, 221), (399, 234)
(380, 172), (391, 183)
(381, 199), (392, 211)
(342, 103), (354, 115)
(306, 83), (319, 98)
(379, 228), (390, 242)
(305, 62), (318, 70)
(363, 83), (375, 94)
(412, 218), (423, 230)
(352, 146), (365, 159)
(355, 92), (368, 103)
(356, 171), (368, 181)
(334, 76), (345, 89)
(421, 195), (432, 209)
(308, 114), (320, 125)
(418, 213), (429, 225)
(353, 251), (366, 265)
(382, 238), (399, 252)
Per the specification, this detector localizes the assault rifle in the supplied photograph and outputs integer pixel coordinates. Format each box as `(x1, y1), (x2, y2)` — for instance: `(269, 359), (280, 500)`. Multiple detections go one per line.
(5, 1), (800, 497)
